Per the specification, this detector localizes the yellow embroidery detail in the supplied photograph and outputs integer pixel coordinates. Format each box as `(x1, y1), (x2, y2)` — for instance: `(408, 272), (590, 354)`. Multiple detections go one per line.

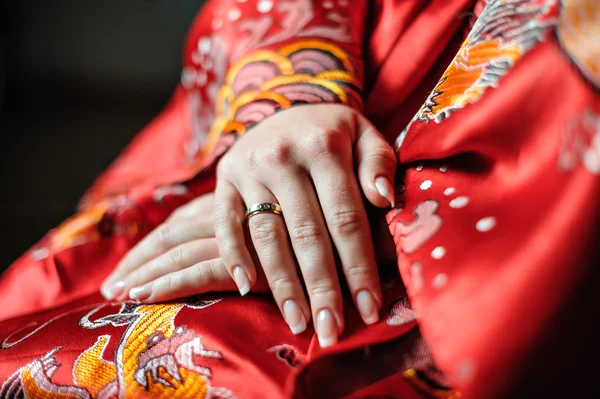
(200, 39), (361, 158)
(557, 0), (600, 87)
(403, 369), (463, 399)
(73, 335), (117, 397)
(3, 301), (231, 398)
(396, 0), (559, 150)
(419, 40), (521, 121)
(22, 368), (84, 399)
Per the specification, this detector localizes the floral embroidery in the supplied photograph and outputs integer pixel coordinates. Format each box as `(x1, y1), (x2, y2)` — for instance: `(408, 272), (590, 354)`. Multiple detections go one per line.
(396, 0), (560, 148)
(202, 39), (361, 157)
(386, 297), (417, 326)
(183, 0), (361, 164)
(557, 0), (600, 88)
(0, 347), (91, 399)
(558, 108), (600, 173)
(1, 300), (234, 399)
(386, 200), (443, 255)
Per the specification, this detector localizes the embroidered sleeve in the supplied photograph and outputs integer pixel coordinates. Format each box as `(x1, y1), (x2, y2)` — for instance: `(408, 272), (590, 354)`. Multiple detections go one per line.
(184, 0), (368, 160)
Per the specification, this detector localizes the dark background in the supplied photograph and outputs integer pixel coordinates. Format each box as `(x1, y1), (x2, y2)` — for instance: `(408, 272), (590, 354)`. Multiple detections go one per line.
(0, 1), (204, 271)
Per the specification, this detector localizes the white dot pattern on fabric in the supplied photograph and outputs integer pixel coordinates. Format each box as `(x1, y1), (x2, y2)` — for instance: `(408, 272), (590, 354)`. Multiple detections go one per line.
(227, 8), (242, 21)
(440, 164), (449, 172)
(410, 262), (424, 291)
(450, 196), (469, 208)
(476, 217), (496, 232)
(212, 19), (223, 30)
(257, 0), (274, 13)
(431, 246), (446, 259)
(420, 180), (432, 190)
(338, 0), (349, 6)
(583, 148), (600, 173)
(198, 38), (211, 54)
(323, 0), (335, 9)
(432, 273), (448, 288)
(416, 163), (424, 171)
(443, 187), (455, 196)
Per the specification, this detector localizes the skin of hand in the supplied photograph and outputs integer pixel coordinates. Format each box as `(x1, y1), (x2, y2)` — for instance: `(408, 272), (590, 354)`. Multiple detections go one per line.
(100, 195), (397, 304)
(213, 103), (396, 347)
(101, 104), (397, 348)
(101, 193), (271, 301)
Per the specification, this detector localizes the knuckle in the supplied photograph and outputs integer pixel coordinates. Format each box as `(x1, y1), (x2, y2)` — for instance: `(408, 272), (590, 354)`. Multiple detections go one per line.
(217, 156), (234, 176)
(168, 245), (186, 266)
(154, 224), (173, 249)
(329, 209), (364, 237)
(250, 218), (281, 246)
(307, 128), (348, 158)
(343, 262), (374, 281)
(189, 261), (214, 284)
(216, 230), (246, 256)
(214, 210), (240, 227)
(221, 240), (246, 256)
(363, 146), (397, 166)
(162, 272), (181, 292)
(290, 222), (324, 248)
(268, 273), (297, 294)
(263, 138), (293, 165)
(306, 278), (338, 299)
(243, 150), (260, 171)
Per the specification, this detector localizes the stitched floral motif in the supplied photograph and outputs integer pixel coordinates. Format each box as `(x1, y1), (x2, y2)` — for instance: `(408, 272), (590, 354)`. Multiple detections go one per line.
(556, 0), (600, 88)
(396, 0), (560, 148)
(558, 108), (600, 173)
(0, 301), (234, 399)
(201, 39), (361, 157)
(183, 0), (361, 164)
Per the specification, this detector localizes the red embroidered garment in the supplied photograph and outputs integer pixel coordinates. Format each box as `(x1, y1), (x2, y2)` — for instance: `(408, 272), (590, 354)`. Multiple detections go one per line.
(0, 0), (598, 398)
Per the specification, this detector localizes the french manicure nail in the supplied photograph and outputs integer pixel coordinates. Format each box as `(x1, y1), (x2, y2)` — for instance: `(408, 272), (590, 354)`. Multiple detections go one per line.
(233, 266), (250, 296)
(101, 279), (126, 300)
(316, 309), (338, 348)
(356, 290), (379, 325)
(129, 286), (152, 301)
(283, 300), (307, 335)
(375, 177), (395, 208)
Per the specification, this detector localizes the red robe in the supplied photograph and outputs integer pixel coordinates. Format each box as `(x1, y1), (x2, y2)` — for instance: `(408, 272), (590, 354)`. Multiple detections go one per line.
(0, 0), (598, 398)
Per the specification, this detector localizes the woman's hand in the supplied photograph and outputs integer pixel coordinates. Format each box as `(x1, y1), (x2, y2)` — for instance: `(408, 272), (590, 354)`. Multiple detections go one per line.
(215, 104), (396, 346)
(100, 193), (269, 300)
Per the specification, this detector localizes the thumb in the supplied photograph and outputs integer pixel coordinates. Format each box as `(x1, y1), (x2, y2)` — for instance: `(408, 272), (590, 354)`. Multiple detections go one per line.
(354, 113), (397, 208)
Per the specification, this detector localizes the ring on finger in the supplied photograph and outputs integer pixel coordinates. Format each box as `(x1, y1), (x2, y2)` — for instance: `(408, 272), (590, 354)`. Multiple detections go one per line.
(245, 202), (283, 221)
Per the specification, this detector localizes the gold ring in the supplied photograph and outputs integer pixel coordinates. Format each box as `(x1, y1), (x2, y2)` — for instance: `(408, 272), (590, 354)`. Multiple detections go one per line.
(245, 203), (283, 221)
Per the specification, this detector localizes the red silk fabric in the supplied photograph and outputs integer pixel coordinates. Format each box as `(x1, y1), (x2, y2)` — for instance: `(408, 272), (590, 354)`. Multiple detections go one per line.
(1, 0), (598, 398)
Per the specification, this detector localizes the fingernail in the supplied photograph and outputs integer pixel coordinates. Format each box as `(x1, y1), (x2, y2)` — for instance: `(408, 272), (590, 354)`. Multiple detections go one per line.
(283, 300), (307, 335)
(375, 177), (395, 208)
(233, 266), (250, 296)
(129, 286), (152, 301)
(356, 290), (379, 325)
(101, 278), (125, 300)
(316, 309), (338, 348)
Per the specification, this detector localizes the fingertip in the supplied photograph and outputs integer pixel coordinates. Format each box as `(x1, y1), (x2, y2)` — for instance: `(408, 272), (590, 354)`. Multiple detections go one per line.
(129, 285), (152, 302)
(233, 266), (252, 296)
(356, 290), (380, 325)
(374, 176), (395, 208)
(100, 277), (125, 300)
